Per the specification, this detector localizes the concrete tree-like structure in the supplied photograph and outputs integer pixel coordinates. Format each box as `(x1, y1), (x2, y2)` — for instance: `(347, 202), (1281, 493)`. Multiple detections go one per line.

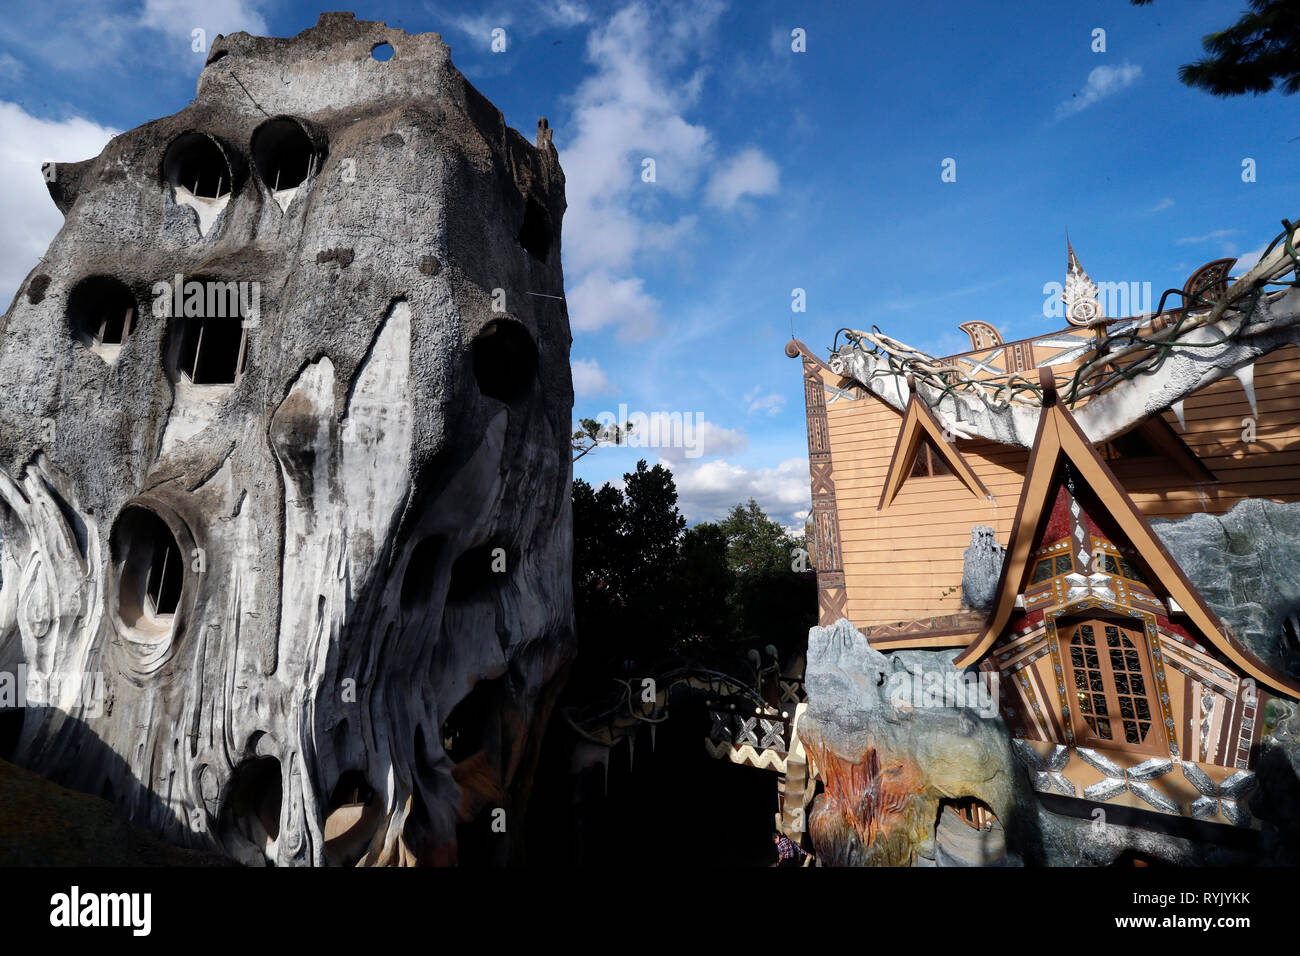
(0, 13), (575, 866)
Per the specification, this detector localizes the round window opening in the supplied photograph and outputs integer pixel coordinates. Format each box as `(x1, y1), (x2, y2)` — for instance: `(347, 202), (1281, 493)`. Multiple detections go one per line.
(251, 117), (323, 192)
(161, 132), (233, 200)
(115, 507), (184, 632)
(372, 42), (395, 61)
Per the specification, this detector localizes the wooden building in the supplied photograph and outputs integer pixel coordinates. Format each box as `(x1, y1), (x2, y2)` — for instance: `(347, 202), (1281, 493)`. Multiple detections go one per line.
(786, 239), (1300, 830)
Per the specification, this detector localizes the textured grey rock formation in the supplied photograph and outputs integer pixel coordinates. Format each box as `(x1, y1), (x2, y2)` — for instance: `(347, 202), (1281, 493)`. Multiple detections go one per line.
(802, 618), (1295, 865)
(961, 525), (1004, 611)
(0, 13), (574, 866)
(1153, 499), (1300, 677)
(1153, 499), (1300, 862)
(801, 619), (1022, 866)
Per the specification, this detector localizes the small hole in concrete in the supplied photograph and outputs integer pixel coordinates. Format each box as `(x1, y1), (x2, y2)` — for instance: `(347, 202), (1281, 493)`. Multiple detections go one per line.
(472, 320), (537, 403)
(440, 677), (504, 764)
(371, 42), (394, 62)
(162, 132), (232, 199)
(447, 543), (506, 603)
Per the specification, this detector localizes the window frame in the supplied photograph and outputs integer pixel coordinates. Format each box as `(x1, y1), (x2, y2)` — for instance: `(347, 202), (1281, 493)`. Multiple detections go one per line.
(1093, 544), (1149, 587)
(1062, 617), (1167, 756)
(908, 439), (953, 479)
(175, 316), (249, 386)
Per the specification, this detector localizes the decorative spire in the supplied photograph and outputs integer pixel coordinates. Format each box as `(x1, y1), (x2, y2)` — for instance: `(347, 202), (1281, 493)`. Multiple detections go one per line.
(1063, 235), (1105, 327)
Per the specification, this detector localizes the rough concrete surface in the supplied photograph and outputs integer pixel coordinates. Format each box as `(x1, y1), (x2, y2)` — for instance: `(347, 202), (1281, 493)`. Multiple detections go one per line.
(0, 13), (575, 866)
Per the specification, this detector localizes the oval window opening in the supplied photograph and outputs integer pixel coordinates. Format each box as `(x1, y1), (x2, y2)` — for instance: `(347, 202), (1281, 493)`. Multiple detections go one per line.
(472, 320), (537, 403)
(161, 132), (232, 200)
(251, 117), (322, 192)
(371, 42), (394, 61)
(68, 275), (137, 352)
(324, 770), (382, 867)
(115, 507), (184, 632)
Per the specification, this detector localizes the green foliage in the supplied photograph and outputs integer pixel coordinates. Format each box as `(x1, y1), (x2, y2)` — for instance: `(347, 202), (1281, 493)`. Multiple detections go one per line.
(719, 499), (798, 576)
(572, 417), (633, 462)
(1133, 0), (1300, 95)
(678, 522), (735, 649)
(715, 500), (813, 655)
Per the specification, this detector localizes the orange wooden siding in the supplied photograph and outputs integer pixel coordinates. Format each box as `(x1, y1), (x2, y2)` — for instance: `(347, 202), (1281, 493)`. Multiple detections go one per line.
(821, 344), (1300, 630)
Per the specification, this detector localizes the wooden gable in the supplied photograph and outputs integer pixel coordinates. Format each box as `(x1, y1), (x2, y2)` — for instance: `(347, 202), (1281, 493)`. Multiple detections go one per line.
(955, 370), (1298, 700)
(955, 371), (1297, 828)
(877, 394), (993, 510)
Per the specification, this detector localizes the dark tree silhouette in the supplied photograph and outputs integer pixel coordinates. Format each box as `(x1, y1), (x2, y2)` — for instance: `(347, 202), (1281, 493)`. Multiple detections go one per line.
(1133, 0), (1300, 95)
(569, 469), (815, 683)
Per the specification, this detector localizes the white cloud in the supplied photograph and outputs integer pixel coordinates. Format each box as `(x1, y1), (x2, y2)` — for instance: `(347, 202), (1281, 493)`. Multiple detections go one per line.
(139, 0), (267, 43)
(1232, 246), (1265, 273)
(556, 0), (784, 348)
(0, 54), (24, 82)
(706, 146), (780, 210)
(560, 3), (718, 275)
(0, 102), (118, 307)
(1150, 197), (1174, 213)
(572, 357), (614, 396)
(744, 386), (786, 416)
(679, 419), (748, 461)
(671, 456), (810, 525)
(433, 0), (590, 41)
(768, 26), (790, 57)
(0, 1), (268, 75)
(1176, 229), (1239, 245)
(567, 270), (661, 341)
(541, 1), (591, 28)
(1055, 62), (1142, 118)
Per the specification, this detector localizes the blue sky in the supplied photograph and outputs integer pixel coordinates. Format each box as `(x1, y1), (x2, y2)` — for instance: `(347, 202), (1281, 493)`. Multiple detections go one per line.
(2, 0), (1296, 529)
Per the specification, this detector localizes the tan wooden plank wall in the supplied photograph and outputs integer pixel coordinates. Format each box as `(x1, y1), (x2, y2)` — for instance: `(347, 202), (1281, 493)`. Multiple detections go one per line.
(822, 344), (1300, 629)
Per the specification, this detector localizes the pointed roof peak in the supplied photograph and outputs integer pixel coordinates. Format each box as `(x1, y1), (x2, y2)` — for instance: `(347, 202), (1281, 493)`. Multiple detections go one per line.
(1063, 235), (1104, 326)
(953, 396), (1300, 699)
